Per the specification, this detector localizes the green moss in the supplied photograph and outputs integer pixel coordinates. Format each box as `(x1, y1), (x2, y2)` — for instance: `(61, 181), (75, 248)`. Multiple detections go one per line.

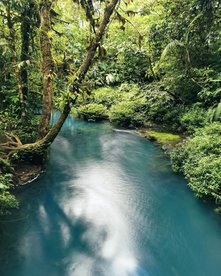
(147, 131), (180, 143)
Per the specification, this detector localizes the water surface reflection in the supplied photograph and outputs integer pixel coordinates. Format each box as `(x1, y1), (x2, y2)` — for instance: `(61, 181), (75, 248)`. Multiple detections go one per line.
(0, 117), (221, 276)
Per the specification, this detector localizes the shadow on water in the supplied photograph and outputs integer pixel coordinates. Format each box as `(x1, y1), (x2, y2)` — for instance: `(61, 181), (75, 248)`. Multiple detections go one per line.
(0, 115), (221, 276)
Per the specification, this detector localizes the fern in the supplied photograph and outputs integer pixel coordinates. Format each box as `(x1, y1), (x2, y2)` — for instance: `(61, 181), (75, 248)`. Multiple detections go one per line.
(185, 13), (202, 46)
(207, 103), (221, 123)
(160, 40), (184, 61)
(207, 108), (216, 123)
(214, 102), (221, 121)
(160, 13), (202, 62)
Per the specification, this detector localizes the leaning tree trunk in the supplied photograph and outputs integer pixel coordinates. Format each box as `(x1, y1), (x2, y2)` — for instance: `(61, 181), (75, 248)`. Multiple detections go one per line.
(34, 0), (119, 147)
(76, 0), (119, 82)
(8, 101), (72, 164)
(38, 0), (54, 139)
(5, 0), (120, 163)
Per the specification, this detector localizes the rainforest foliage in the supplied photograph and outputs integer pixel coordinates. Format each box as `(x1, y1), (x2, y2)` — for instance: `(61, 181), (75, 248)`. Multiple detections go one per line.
(0, 0), (221, 214)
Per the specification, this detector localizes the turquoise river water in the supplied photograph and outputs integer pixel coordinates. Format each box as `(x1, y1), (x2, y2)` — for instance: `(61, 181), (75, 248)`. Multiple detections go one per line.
(0, 116), (221, 276)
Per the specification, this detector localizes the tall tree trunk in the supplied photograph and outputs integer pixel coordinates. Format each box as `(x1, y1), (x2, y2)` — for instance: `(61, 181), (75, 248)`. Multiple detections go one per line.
(38, 0), (54, 139)
(20, 5), (32, 113)
(6, 4), (26, 119)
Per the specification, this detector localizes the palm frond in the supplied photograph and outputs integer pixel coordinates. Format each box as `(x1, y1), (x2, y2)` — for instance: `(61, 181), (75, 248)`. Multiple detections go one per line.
(160, 40), (183, 61)
(214, 102), (221, 121)
(185, 13), (202, 46)
(207, 102), (221, 123)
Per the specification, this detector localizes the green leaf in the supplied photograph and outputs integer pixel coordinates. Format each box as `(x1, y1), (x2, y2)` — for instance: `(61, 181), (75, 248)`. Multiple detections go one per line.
(160, 40), (184, 61)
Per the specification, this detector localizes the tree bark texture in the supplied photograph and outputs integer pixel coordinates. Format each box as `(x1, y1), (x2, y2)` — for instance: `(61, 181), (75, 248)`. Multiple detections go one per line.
(20, 3), (33, 110)
(38, 0), (54, 139)
(6, 5), (26, 119)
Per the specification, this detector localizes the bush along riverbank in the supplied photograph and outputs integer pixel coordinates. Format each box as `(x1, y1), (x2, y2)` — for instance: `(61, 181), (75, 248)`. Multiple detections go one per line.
(73, 84), (221, 213)
(0, 114), (44, 215)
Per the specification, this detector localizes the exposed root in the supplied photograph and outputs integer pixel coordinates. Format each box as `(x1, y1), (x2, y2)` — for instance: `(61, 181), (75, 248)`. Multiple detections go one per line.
(0, 132), (25, 157)
(6, 132), (22, 146)
(0, 141), (19, 147)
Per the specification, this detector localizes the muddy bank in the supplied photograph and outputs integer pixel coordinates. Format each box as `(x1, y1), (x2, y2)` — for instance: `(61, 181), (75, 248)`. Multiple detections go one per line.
(136, 124), (185, 154)
(14, 163), (42, 185)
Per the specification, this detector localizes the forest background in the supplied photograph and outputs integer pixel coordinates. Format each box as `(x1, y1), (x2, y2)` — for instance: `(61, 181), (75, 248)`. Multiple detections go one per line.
(0, 0), (221, 214)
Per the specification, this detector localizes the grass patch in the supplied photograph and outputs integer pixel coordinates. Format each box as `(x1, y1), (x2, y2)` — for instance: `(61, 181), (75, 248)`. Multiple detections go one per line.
(147, 131), (180, 143)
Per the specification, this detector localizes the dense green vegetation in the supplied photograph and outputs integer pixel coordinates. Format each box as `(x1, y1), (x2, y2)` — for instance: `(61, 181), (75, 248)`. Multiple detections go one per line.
(171, 123), (221, 212)
(0, 0), (221, 214)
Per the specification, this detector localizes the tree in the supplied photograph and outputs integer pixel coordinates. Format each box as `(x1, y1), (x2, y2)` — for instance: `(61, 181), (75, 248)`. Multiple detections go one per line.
(20, 0), (38, 117)
(1, 0), (120, 163)
(5, 1), (26, 119)
(38, 0), (54, 138)
(0, 0), (38, 120)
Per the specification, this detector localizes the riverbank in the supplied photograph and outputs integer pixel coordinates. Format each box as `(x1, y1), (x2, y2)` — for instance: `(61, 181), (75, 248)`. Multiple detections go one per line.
(16, 120), (184, 184)
(0, 134), (43, 186)
(137, 127), (183, 154)
(1, 116), (221, 276)
(1, 123), (180, 188)
(15, 163), (42, 185)
(1, 117), (221, 216)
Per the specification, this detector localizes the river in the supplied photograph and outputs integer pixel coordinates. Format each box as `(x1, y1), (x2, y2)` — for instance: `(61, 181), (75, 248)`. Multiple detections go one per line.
(0, 116), (221, 276)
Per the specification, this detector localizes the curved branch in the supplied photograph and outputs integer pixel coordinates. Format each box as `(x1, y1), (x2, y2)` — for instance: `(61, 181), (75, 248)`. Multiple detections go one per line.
(6, 0), (120, 159)
(77, 0), (120, 82)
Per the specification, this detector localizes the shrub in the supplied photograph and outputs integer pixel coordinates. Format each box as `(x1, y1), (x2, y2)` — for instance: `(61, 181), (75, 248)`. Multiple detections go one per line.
(118, 83), (140, 95)
(180, 105), (207, 133)
(109, 98), (147, 127)
(15, 116), (40, 143)
(207, 103), (221, 123)
(77, 103), (108, 121)
(146, 90), (173, 121)
(141, 84), (176, 124)
(162, 106), (186, 131)
(0, 111), (39, 143)
(0, 173), (18, 215)
(93, 83), (141, 107)
(93, 87), (122, 108)
(171, 123), (221, 212)
(86, 46), (149, 87)
(0, 191), (18, 216)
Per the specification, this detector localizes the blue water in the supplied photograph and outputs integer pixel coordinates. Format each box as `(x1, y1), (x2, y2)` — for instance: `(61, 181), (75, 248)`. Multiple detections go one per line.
(0, 116), (221, 276)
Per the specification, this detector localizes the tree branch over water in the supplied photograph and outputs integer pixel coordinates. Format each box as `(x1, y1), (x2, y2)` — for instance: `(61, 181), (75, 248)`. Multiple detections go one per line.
(1, 0), (120, 163)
